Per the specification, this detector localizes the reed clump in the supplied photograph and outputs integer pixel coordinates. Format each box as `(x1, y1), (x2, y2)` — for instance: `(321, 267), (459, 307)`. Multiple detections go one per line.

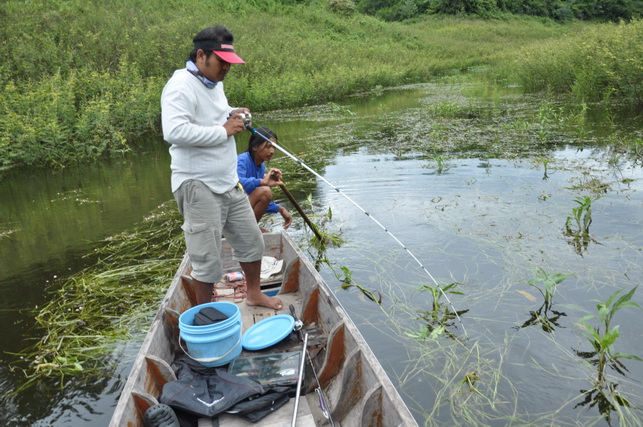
(499, 19), (643, 106)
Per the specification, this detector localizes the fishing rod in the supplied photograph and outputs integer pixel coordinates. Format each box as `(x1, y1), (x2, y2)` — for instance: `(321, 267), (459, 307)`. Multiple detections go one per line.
(243, 118), (468, 337)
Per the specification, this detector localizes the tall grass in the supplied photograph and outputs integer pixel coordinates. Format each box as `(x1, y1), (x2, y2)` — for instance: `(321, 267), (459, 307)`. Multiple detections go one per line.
(497, 19), (643, 105)
(1, 0), (638, 170)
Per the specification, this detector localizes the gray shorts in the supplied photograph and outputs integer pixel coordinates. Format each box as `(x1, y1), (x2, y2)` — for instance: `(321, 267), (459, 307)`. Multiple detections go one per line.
(173, 179), (264, 283)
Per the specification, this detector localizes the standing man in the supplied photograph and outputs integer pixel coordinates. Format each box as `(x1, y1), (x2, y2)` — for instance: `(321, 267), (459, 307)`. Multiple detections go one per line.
(161, 25), (282, 310)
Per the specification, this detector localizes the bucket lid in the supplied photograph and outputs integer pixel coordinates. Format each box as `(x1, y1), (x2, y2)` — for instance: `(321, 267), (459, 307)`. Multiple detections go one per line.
(241, 314), (295, 351)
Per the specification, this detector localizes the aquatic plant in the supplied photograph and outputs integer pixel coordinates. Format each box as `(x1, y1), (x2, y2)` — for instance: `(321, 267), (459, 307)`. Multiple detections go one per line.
(416, 282), (468, 339)
(534, 157), (552, 180)
(577, 286), (642, 385)
(323, 259), (382, 307)
(326, 102), (356, 116)
(574, 286), (642, 423)
(336, 265), (383, 304)
(300, 193), (344, 249)
(525, 267), (573, 307)
(5, 202), (184, 395)
(565, 195), (595, 235)
(517, 267), (573, 332)
(433, 154), (448, 174)
(565, 195), (599, 254)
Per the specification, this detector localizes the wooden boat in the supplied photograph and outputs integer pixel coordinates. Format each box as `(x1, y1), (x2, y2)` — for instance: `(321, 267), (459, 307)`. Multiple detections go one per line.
(110, 232), (418, 426)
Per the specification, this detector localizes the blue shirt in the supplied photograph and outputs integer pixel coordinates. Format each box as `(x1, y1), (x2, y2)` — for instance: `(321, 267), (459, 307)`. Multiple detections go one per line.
(237, 151), (280, 213)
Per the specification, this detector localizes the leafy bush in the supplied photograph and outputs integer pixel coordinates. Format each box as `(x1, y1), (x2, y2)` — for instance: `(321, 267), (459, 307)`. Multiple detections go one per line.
(328, 0), (358, 15)
(502, 19), (642, 106)
(355, 0), (638, 21)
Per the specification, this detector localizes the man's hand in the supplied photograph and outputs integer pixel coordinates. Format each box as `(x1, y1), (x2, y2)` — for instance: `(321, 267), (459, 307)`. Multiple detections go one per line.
(261, 169), (283, 187)
(279, 206), (292, 230)
(224, 108), (251, 136)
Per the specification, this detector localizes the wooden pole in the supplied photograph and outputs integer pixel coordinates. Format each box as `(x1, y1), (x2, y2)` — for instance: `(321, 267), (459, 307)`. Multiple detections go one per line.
(279, 184), (324, 242)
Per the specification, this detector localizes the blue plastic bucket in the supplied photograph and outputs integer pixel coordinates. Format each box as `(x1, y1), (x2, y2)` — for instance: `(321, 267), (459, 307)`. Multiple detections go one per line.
(178, 302), (242, 367)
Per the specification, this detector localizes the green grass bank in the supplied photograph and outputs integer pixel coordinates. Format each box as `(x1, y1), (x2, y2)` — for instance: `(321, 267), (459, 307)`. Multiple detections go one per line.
(0, 0), (640, 170)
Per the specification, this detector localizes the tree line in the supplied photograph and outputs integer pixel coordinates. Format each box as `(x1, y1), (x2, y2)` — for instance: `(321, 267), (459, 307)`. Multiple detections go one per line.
(336, 0), (642, 21)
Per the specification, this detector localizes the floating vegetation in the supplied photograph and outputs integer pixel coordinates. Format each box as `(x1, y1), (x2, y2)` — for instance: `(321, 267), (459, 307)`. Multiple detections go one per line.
(415, 282), (469, 340)
(6, 202), (184, 395)
(300, 194), (345, 249)
(325, 101), (356, 117)
(568, 176), (610, 194)
(336, 265), (382, 305)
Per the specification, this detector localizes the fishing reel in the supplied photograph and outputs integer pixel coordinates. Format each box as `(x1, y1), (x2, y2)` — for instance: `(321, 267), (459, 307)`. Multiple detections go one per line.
(238, 112), (252, 127)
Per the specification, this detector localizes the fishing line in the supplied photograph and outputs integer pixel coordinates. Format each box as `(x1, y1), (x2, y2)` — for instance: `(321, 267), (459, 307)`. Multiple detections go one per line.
(246, 124), (468, 337)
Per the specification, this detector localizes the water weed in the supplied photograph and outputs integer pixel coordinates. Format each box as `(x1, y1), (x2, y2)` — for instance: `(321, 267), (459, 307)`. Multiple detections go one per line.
(574, 286), (642, 422)
(517, 267), (573, 332)
(338, 266), (383, 304)
(577, 286), (642, 385)
(565, 195), (600, 254)
(416, 282), (468, 339)
(5, 202), (184, 394)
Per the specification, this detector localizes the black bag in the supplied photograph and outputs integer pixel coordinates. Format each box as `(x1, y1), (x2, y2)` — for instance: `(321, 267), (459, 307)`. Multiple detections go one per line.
(226, 387), (291, 423)
(160, 365), (263, 418)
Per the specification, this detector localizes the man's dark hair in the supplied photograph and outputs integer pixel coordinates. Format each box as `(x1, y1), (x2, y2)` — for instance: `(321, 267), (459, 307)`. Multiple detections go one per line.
(247, 127), (277, 159)
(189, 25), (235, 62)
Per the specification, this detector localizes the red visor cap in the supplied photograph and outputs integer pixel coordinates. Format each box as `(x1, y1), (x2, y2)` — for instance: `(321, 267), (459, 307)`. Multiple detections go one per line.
(213, 50), (245, 64)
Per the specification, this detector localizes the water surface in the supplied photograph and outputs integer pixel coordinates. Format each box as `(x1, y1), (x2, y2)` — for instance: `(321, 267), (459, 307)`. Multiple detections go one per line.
(1, 80), (641, 425)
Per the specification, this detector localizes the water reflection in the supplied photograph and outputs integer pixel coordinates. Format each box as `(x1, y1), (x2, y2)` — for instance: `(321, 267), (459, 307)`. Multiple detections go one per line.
(576, 383), (631, 427)
(516, 300), (567, 332)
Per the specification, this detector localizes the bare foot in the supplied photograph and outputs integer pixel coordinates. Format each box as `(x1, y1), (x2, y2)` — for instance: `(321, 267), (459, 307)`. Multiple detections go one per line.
(246, 292), (283, 310)
(259, 226), (270, 233)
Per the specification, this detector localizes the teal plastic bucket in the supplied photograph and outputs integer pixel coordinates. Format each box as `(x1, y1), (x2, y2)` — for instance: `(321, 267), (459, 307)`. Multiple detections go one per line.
(178, 302), (242, 367)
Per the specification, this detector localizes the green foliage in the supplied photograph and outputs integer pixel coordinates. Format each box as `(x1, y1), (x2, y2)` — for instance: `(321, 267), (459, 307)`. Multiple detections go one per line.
(501, 19), (643, 106)
(578, 286), (642, 385)
(565, 195), (598, 236)
(416, 281), (468, 338)
(327, 0), (358, 15)
(1, 0), (640, 170)
(0, 61), (162, 169)
(518, 267), (573, 332)
(356, 0), (637, 21)
(564, 195), (599, 255)
(430, 0), (500, 18)
(525, 267), (574, 304)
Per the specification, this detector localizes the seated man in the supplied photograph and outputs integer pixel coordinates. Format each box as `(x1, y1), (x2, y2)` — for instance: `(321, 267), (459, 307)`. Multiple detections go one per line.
(237, 126), (292, 231)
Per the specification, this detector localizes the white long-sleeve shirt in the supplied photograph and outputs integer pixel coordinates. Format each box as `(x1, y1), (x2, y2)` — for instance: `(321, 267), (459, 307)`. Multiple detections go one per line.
(161, 68), (238, 194)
